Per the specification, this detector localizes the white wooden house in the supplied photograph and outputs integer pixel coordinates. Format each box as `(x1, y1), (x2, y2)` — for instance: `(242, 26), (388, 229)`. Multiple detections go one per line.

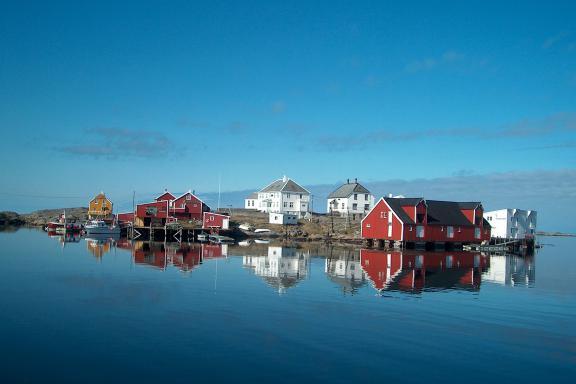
(327, 178), (374, 219)
(245, 176), (311, 218)
(244, 192), (258, 209)
(483, 208), (537, 239)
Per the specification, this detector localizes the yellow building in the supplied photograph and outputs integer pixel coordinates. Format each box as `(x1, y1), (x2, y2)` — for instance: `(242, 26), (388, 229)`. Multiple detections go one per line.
(88, 192), (113, 219)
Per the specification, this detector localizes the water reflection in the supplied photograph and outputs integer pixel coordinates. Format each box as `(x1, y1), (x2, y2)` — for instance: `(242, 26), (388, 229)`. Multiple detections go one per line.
(359, 249), (490, 294)
(118, 241), (228, 272)
(43, 230), (537, 294)
(482, 254), (535, 287)
(243, 246), (310, 294)
(325, 248), (366, 295)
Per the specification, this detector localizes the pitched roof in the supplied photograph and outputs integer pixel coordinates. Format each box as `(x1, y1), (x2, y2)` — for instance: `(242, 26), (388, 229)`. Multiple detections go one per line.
(328, 182), (371, 198)
(260, 177), (310, 194)
(383, 197), (424, 224)
(426, 200), (473, 226)
(245, 192), (258, 199)
(156, 191), (176, 201)
(383, 197), (480, 226)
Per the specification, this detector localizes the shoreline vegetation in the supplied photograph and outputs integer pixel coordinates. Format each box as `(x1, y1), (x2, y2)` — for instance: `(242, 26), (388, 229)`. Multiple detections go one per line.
(0, 208), (573, 240)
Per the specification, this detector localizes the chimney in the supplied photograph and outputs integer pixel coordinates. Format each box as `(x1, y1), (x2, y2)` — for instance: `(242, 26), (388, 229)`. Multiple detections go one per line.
(347, 178), (349, 184)
(355, 178), (357, 183)
(388, 193), (393, 198)
(282, 175), (288, 182)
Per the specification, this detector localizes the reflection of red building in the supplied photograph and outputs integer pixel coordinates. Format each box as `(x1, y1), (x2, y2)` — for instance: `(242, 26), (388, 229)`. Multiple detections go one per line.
(124, 241), (227, 271)
(360, 249), (489, 293)
(361, 198), (491, 245)
(202, 243), (228, 259)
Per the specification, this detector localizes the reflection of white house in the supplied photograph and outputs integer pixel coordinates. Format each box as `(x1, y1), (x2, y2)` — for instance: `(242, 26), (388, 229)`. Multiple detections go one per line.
(484, 209), (537, 239)
(327, 179), (374, 218)
(482, 254), (535, 286)
(325, 253), (366, 294)
(244, 176), (311, 218)
(243, 246), (310, 293)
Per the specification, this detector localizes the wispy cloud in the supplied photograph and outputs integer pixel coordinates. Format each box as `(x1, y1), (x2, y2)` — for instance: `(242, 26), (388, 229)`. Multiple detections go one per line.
(405, 50), (465, 73)
(313, 112), (576, 151)
(57, 128), (176, 159)
(542, 31), (570, 50)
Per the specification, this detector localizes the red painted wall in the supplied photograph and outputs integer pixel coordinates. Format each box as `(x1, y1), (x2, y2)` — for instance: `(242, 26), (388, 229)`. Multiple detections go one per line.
(361, 199), (404, 241)
(136, 201), (170, 219)
(203, 212), (229, 229)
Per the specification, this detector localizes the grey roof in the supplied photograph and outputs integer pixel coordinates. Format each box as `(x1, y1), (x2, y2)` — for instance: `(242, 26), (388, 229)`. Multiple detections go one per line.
(384, 197), (480, 226)
(260, 178), (310, 194)
(426, 200), (474, 226)
(384, 197), (424, 224)
(328, 182), (371, 199)
(245, 192), (258, 199)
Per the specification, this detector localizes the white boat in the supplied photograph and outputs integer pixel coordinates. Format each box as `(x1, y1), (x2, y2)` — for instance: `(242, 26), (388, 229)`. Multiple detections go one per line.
(197, 233), (209, 242)
(239, 224), (254, 231)
(209, 234), (235, 244)
(254, 228), (271, 234)
(84, 220), (121, 236)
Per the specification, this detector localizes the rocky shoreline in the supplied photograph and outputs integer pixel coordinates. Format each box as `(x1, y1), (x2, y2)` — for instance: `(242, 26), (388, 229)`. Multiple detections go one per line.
(0, 207), (88, 228)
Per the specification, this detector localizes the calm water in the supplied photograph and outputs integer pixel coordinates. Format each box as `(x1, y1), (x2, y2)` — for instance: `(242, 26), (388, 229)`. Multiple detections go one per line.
(0, 229), (575, 383)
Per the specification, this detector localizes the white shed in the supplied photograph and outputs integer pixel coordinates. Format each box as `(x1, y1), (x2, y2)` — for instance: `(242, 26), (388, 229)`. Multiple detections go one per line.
(269, 212), (298, 225)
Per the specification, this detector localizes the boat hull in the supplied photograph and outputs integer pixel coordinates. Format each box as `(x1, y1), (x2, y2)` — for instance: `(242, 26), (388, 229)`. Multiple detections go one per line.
(85, 227), (121, 236)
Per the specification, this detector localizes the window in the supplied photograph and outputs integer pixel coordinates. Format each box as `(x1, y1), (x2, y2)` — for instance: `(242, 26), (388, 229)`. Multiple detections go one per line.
(289, 202), (294, 208)
(416, 225), (424, 238)
(365, 194), (369, 200)
(286, 193), (291, 198)
(366, 223), (371, 228)
(364, 204), (370, 211)
(299, 194), (302, 199)
(474, 227), (481, 239)
(341, 203), (344, 209)
(380, 211), (387, 219)
(186, 195), (191, 200)
(354, 194), (358, 200)
(447, 226), (454, 238)
(352, 203), (358, 210)
(283, 202), (287, 208)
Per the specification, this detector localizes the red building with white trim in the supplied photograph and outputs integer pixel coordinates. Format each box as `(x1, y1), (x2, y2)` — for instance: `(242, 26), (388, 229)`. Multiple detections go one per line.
(132, 189), (211, 227)
(361, 197), (491, 247)
(203, 212), (230, 231)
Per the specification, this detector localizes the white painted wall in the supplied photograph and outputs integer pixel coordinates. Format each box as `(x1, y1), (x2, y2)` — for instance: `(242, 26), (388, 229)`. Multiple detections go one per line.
(244, 198), (258, 210)
(484, 209), (537, 239)
(256, 191), (310, 217)
(327, 193), (374, 216)
(269, 213), (298, 225)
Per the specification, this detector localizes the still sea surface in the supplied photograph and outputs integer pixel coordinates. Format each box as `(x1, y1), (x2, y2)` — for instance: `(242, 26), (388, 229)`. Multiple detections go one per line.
(0, 229), (574, 383)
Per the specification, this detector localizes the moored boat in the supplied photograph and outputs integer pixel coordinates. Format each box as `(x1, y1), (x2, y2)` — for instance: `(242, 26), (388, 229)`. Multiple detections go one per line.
(84, 220), (121, 236)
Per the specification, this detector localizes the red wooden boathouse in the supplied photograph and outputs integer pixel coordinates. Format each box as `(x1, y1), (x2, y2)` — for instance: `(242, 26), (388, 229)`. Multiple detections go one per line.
(361, 197), (491, 247)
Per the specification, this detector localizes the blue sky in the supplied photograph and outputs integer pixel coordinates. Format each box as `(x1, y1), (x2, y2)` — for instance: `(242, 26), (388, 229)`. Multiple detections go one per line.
(0, 1), (575, 229)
